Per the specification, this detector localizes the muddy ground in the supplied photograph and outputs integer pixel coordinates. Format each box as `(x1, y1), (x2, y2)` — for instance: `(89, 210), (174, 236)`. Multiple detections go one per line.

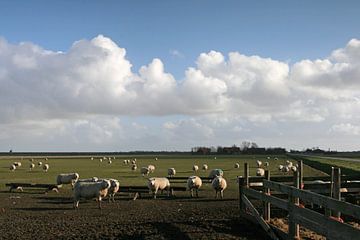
(0, 189), (268, 240)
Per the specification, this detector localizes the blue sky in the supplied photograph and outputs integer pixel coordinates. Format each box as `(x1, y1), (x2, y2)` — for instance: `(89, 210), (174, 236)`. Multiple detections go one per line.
(0, 1), (360, 151)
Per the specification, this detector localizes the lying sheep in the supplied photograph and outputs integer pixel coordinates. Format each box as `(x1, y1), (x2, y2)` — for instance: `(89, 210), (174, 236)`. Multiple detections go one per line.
(10, 164), (16, 171)
(192, 165), (199, 172)
(187, 176), (202, 198)
(148, 164), (155, 173)
(13, 162), (22, 167)
(107, 179), (120, 202)
(147, 177), (170, 199)
(168, 168), (176, 178)
(256, 168), (265, 177)
(208, 169), (224, 179)
(141, 167), (150, 176)
(202, 164), (208, 171)
(212, 176), (227, 199)
(73, 179), (111, 209)
(56, 173), (80, 186)
(42, 164), (49, 172)
(234, 163), (240, 169)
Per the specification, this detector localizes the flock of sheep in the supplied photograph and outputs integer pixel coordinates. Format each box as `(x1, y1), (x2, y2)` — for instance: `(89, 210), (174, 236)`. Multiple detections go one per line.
(9, 158), (49, 172)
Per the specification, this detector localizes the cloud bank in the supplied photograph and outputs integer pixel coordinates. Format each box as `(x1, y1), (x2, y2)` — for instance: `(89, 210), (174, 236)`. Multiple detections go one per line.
(0, 35), (359, 151)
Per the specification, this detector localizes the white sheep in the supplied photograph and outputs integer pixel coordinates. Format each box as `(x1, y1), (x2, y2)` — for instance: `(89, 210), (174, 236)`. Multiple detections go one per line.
(141, 167), (150, 176)
(123, 159), (128, 164)
(202, 164), (208, 171)
(38, 161), (43, 166)
(167, 168), (176, 177)
(42, 164), (49, 172)
(10, 164), (16, 171)
(155, 157), (158, 161)
(99, 158), (103, 163)
(13, 162), (22, 167)
(187, 176), (202, 198)
(91, 157), (94, 161)
(73, 179), (111, 209)
(148, 164), (155, 173)
(192, 165), (199, 172)
(212, 176), (227, 199)
(56, 173), (80, 186)
(29, 163), (35, 171)
(256, 160), (262, 168)
(131, 159), (136, 164)
(76, 177), (98, 183)
(107, 179), (120, 202)
(208, 169), (224, 179)
(256, 168), (265, 177)
(234, 163), (240, 169)
(108, 159), (112, 164)
(131, 164), (137, 171)
(264, 162), (269, 167)
(291, 166), (297, 172)
(147, 177), (170, 199)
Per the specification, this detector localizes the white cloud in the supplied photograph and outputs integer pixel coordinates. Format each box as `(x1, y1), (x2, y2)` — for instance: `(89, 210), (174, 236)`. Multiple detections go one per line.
(330, 123), (360, 136)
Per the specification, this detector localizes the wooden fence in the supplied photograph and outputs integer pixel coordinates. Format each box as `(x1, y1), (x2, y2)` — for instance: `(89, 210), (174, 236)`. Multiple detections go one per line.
(238, 162), (360, 240)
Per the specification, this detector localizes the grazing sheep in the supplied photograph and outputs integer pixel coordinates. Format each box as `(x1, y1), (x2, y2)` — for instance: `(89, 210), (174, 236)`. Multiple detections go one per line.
(212, 176), (227, 199)
(155, 157), (158, 161)
(76, 177), (98, 183)
(29, 158), (34, 162)
(43, 164), (49, 172)
(107, 179), (120, 202)
(29, 163), (35, 171)
(148, 165), (155, 173)
(38, 161), (42, 166)
(141, 167), (150, 176)
(10, 164), (16, 171)
(167, 168), (176, 178)
(202, 164), (208, 171)
(234, 163), (240, 169)
(131, 164), (137, 171)
(192, 165), (199, 172)
(187, 176), (202, 197)
(131, 159), (137, 164)
(13, 162), (22, 167)
(91, 157), (94, 161)
(56, 173), (80, 186)
(147, 177), (170, 199)
(208, 169), (224, 179)
(267, 156), (271, 160)
(73, 179), (111, 209)
(108, 159), (112, 164)
(264, 162), (269, 167)
(256, 160), (262, 168)
(274, 157), (278, 161)
(256, 168), (265, 177)
(291, 166), (297, 172)
(99, 158), (103, 163)
(123, 159), (128, 164)
(279, 165), (290, 173)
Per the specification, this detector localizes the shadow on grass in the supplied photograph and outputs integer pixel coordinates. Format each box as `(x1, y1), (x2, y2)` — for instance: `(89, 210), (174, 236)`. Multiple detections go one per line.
(151, 222), (191, 240)
(12, 207), (71, 211)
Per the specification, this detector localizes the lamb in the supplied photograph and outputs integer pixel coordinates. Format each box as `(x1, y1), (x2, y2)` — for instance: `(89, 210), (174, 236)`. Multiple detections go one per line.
(234, 163), (240, 169)
(29, 163), (35, 171)
(148, 165), (155, 173)
(187, 176), (202, 198)
(42, 164), (49, 172)
(10, 164), (16, 171)
(202, 164), (208, 171)
(73, 179), (111, 209)
(256, 168), (265, 177)
(147, 177), (170, 199)
(208, 169), (224, 179)
(131, 164), (137, 171)
(192, 165), (199, 172)
(167, 168), (176, 178)
(56, 173), (80, 186)
(141, 167), (150, 176)
(256, 160), (262, 167)
(107, 179), (120, 202)
(212, 176), (227, 199)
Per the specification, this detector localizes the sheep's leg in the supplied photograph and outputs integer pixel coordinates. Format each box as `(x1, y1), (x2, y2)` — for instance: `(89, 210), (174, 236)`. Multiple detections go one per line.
(74, 200), (79, 209)
(220, 190), (224, 199)
(153, 189), (157, 199)
(190, 189), (193, 198)
(196, 189), (199, 198)
(215, 190), (218, 199)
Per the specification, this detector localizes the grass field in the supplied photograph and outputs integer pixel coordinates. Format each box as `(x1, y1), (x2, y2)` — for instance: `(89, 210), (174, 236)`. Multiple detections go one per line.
(0, 154), (327, 193)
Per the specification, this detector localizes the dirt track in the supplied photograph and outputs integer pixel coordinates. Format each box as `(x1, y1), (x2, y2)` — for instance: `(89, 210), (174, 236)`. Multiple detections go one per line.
(0, 189), (267, 240)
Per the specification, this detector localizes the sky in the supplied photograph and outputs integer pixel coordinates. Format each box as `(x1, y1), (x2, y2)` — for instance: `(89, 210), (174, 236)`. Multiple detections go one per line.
(0, 1), (360, 152)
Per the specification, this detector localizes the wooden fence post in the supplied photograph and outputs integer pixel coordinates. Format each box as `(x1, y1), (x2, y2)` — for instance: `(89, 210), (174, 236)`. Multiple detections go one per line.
(297, 160), (303, 189)
(325, 167), (335, 217)
(333, 167), (341, 219)
(244, 162), (249, 187)
(239, 163), (249, 213)
(289, 170), (300, 239)
(263, 170), (271, 221)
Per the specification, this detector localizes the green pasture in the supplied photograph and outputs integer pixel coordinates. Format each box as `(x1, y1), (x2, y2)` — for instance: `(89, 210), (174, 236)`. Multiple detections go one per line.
(303, 156), (360, 173)
(0, 154), (327, 193)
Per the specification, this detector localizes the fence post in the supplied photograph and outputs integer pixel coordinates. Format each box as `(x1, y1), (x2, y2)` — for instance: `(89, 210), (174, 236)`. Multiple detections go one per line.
(239, 163), (249, 213)
(333, 167), (341, 219)
(289, 170), (300, 239)
(297, 160), (303, 189)
(325, 167), (335, 217)
(244, 162), (249, 188)
(263, 170), (271, 221)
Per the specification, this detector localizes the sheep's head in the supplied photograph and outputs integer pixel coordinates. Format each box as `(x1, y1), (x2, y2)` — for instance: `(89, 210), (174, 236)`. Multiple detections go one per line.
(74, 173), (80, 180)
(148, 178), (156, 187)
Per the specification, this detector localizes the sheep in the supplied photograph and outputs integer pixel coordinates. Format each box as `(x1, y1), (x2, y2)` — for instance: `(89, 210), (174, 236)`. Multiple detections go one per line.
(234, 163), (240, 169)
(141, 167), (150, 176)
(131, 164), (137, 171)
(73, 179), (111, 209)
(155, 157), (158, 161)
(148, 165), (155, 173)
(29, 158), (34, 162)
(76, 177), (98, 183)
(147, 177), (170, 199)
(38, 161), (42, 166)
(91, 157), (94, 161)
(131, 159), (137, 164)
(256, 160), (262, 167)
(45, 157), (48, 161)
(99, 158), (103, 163)
(264, 162), (269, 167)
(108, 159), (112, 164)
(291, 166), (297, 172)
(256, 168), (265, 177)
(13, 162), (22, 167)
(208, 169), (224, 179)
(167, 168), (176, 178)
(29, 163), (35, 171)
(202, 164), (208, 171)
(274, 157), (278, 161)
(123, 159), (128, 164)
(10, 164), (16, 171)
(279, 165), (290, 173)
(212, 176), (227, 199)
(42, 164), (49, 172)
(107, 179), (120, 202)
(192, 165), (199, 172)
(56, 173), (80, 187)
(187, 176), (202, 198)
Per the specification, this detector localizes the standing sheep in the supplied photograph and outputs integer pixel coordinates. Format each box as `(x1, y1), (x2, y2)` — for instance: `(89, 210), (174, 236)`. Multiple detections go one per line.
(208, 169), (224, 179)
(131, 164), (137, 171)
(10, 164), (16, 171)
(256, 168), (265, 177)
(148, 165), (155, 173)
(56, 173), (80, 187)
(43, 164), (49, 172)
(147, 177), (170, 199)
(192, 165), (199, 172)
(212, 176), (227, 199)
(76, 177), (99, 183)
(202, 164), (208, 171)
(256, 160), (262, 168)
(167, 168), (176, 178)
(107, 179), (120, 202)
(73, 179), (111, 209)
(38, 161), (43, 166)
(187, 176), (202, 198)
(29, 163), (35, 171)
(234, 163), (240, 169)
(13, 162), (22, 167)
(141, 167), (150, 176)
